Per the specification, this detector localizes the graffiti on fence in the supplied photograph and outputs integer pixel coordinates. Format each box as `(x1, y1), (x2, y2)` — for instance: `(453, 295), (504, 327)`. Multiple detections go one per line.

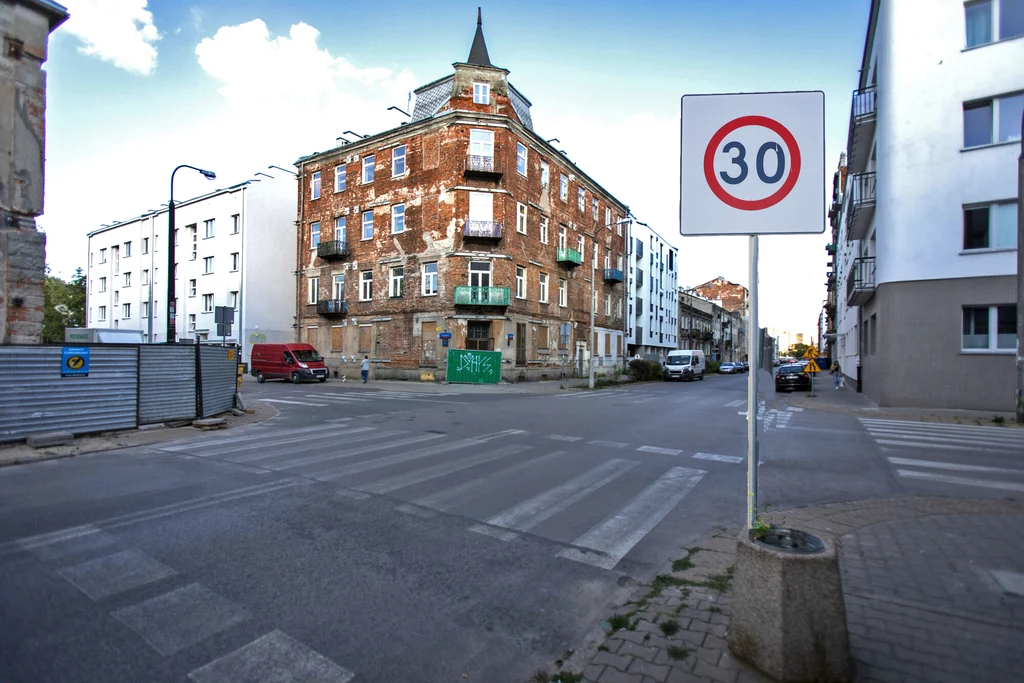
(446, 349), (501, 384)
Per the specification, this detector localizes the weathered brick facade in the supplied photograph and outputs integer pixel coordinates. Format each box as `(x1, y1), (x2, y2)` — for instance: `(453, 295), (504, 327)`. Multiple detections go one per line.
(692, 277), (748, 314)
(293, 19), (629, 381)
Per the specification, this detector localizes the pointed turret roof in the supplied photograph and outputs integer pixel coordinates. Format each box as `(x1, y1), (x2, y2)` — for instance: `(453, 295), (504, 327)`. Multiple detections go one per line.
(467, 8), (492, 67)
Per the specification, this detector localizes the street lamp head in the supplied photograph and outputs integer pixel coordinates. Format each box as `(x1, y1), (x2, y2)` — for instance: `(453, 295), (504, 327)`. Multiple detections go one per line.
(200, 170), (216, 180)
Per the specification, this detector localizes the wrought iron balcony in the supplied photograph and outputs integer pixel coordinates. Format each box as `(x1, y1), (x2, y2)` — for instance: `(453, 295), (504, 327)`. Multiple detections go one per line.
(463, 220), (503, 240)
(845, 172), (876, 242)
(464, 154), (502, 179)
(317, 240), (350, 260)
(603, 268), (624, 283)
(556, 248), (583, 266)
(847, 86), (876, 174)
(453, 286), (510, 306)
(846, 256), (875, 307)
(316, 299), (348, 317)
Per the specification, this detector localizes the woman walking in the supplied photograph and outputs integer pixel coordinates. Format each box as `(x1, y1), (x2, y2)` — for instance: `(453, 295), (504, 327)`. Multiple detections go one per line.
(831, 360), (842, 389)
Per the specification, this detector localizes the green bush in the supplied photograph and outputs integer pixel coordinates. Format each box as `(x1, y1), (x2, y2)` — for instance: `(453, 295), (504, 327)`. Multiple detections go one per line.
(706, 359), (721, 374)
(628, 359), (663, 381)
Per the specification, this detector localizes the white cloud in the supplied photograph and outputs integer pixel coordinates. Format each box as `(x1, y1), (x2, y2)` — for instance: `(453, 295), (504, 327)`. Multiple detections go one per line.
(59, 0), (160, 75)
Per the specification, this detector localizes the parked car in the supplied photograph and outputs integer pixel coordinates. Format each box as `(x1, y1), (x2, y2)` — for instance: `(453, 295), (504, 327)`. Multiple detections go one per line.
(740, 362), (749, 372)
(719, 361), (739, 374)
(664, 349), (706, 381)
(775, 364), (811, 392)
(250, 342), (329, 383)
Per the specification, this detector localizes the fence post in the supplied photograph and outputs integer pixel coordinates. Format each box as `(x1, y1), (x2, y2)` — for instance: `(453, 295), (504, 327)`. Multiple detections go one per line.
(194, 339), (204, 418)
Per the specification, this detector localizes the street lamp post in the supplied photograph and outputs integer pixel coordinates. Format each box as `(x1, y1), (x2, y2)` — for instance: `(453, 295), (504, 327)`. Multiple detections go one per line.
(590, 218), (631, 389)
(165, 165), (216, 343)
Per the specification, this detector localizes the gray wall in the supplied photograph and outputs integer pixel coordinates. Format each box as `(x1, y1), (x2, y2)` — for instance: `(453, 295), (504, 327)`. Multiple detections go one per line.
(861, 276), (1016, 411)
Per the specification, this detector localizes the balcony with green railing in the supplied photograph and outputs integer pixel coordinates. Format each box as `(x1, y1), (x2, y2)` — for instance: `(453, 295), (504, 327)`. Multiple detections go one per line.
(453, 286), (510, 306)
(556, 248), (583, 267)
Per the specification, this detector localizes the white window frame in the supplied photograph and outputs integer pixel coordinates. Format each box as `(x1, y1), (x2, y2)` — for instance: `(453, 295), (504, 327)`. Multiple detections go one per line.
(99, 276), (106, 292)
(516, 142), (527, 176)
(203, 256), (214, 274)
(469, 261), (492, 288)
(965, 0), (1024, 47)
(392, 145), (406, 177)
(540, 160), (549, 188)
(204, 219), (214, 238)
(592, 198), (599, 219)
(100, 248), (107, 263)
(517, 202), (527, 234)
(469, 129), (494, 157)
(335, 165), (347, 192)
(539, 216), (548, 244)
(558, 278), (567, 307)
(360, 271), (373, 301)
(189, 279), (197, 297)
(962, 304), (1016, 352)
(123, 272), (131, 287)
(964, 92), (1024, 147)
(231, 214), (240, 234)
(122, 302), (131, 319)
(560, 174), (568, 201)
(362, 211), (374, 241)
(311, 221), (320, 248)
(390, 266), (404, 298)
(605, 293), (612, 316)
(123, 241), (131, 257)
(142, 269), (149, 285)
(142, 301), (149, 318)
(231, 252), (240, 271)
(308, 277), (319, 305)
(516, 266), (526, 299)
(230, 291), (239, 310)
(311, 171), (321, 199)
(539, 272), (549, 303)
(332, 275), (344, 300)
(963, 201), (1018, 251)
(392, 204), (405, 234)
(578, 187), (585, 211)
(335, 216), (347, 244)
(362, 155), (375, 183)
(558, 225), (567, 250)
(142, 237), (149, 254)
(98, 305), (106, 321)
(188, 313), (196, 331)
(422, 262), (438, 296)
(473, 82), (490, 105)
(202, 293), (214, 312)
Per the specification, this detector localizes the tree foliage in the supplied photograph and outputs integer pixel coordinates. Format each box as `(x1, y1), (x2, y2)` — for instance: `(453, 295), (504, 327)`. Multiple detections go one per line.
(42, 267), (86, 343)
(785, 342), (810, 359)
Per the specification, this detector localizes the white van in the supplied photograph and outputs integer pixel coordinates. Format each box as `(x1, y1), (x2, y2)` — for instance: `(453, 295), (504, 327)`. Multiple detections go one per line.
(664, 349), (705, 381)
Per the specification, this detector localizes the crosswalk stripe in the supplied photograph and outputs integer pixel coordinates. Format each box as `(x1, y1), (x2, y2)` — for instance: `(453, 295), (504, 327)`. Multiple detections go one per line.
(159, 425), (336, 452)
(693, 452), (744, 464)
(188, 630), (354, 683)
(191, 427), (380, 459)
(271, 433), (440, 471)
(547, 434), (583, 442)
(258, 398), (330, 407)
(556, 466), (706, 570)
(867, 429), (1021, 447)
(896, 469), (1024, 493)
(307, 394), (368, 403)
(358, 445), (531, 495)
(470, 458), (640, 541)
(636, 446), (683, 456)
(723, 399), (746, 408)
(876, 439), (1014, 452)
(887, 457), (1021, 474)
(588, 440), (629, 449)
(229, 429), (405, 465)
(860, 418), (1022, 436)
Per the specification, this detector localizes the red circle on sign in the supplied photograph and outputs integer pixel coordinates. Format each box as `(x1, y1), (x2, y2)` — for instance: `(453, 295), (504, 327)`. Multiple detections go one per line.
(703, 115), (801, 211)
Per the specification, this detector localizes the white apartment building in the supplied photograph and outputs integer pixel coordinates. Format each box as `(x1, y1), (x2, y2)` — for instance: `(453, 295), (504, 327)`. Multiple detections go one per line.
(626, 222), (678, 358)
(86, 174), (296, 362)
(832, 0), (1021, 410)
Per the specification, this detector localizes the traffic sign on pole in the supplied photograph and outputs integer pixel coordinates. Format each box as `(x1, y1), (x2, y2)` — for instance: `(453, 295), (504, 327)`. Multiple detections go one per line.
(802, 345), (819, 359)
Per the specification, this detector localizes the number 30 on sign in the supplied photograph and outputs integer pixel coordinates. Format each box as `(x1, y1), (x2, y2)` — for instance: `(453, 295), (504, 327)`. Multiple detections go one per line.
(680, 91), (824, 236)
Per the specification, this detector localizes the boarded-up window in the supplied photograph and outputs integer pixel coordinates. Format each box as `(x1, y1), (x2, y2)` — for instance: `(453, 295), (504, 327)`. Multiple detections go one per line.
(305, 326), (318, 345)
(593, 332), (599, 354)
(605, 333), (611, 356)
(358, 325), (371, 352)
(537, 326), (549, 349)
(375, 321), (389, 356)
(331, 326), (345, 352)
(616, 335), (622, 356)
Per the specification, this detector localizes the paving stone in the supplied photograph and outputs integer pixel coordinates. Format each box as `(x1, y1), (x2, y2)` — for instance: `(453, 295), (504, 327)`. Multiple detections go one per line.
(666, 669), (712, 683)
(670, 629), (706, 647)
(597, 667), (645, 683)
(584, 664), (606, 681)
(609, 630), (648, 646)
(635, 620), (662, 634)
(653, 648), (697, 672)
(626, 658), (671, 682)
(701, 635), (728, 653)
(618, 642), (659, 663)
(688, 620), (727, 638)
(692, 658), (738, 683)
(689, 646), (723, 666)
(592, 651), (634, 672)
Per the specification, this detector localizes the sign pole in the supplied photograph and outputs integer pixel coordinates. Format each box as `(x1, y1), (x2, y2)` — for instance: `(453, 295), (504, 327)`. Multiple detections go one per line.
(747, 234), (759, 529)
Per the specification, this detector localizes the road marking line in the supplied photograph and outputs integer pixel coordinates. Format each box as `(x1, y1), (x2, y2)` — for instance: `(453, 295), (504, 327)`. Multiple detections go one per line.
(309, 395), (368, 403)
(58, 549), (177, 601)
(896, 469), (1024, 492)
(159, 424), (337, 452)
(989, 570), (1024, 597)
(228, 429), (403, 465)
(206, 427), (383, 460)
(860, 418), (1023, 435)
(588, 440), (629, 449)
(258, 398), (330, 407)
(395, 504), (437, 518)
(693, 452), (744, 464)
(723, 399), (746, 408)
(636, 446), (683, 456)
(272, 433), (440, 471)
(865, 427), (1022, 445)
(886, 457), (1021, 474)
(786, 407), (804, 412)
(325, 417), (353, 423)
(188, 629), (355, 683)
(876, 439), (1015, 452)
(546, 434), (583, 442)
(868, 430), (1022, 448)
(557, 466), (706, 570)
(358, 445), (531, 494)
(470, 458), (640, 541)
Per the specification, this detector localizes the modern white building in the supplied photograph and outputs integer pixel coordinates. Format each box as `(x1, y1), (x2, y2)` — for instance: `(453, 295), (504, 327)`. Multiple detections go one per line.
(626, 222), (678, 358)
(831, 0), (1022, 410)
(86, 174), (296, 362)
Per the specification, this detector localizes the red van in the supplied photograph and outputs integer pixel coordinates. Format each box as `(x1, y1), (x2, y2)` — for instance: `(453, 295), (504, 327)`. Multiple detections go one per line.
(250, 343), (329, 383)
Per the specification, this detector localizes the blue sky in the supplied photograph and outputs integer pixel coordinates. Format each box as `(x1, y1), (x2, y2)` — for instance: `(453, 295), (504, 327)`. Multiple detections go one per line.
(44, 0), (870, 337)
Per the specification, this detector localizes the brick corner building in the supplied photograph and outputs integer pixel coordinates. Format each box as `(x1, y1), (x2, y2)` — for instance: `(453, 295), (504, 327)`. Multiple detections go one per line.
(294, 13), (630, 381)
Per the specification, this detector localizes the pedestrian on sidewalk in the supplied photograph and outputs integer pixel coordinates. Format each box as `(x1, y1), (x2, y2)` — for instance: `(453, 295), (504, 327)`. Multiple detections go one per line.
(361, 355), (370, 383)
(831, 360), (842, 389)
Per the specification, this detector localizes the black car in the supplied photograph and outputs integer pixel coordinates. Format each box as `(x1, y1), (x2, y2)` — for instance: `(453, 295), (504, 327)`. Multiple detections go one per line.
(775, 364), (811, 392)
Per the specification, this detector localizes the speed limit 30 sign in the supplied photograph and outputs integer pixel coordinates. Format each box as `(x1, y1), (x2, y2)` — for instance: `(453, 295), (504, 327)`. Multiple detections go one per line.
(680, 91), (824, 236)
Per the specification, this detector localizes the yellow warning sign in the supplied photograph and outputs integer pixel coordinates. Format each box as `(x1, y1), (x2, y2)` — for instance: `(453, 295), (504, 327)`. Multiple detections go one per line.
(804, 359), (821, 373)
(802, 346), (819, 359)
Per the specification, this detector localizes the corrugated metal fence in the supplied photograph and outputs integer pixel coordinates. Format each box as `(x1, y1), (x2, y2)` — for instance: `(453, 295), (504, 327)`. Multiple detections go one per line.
(0, 343), (239, 444)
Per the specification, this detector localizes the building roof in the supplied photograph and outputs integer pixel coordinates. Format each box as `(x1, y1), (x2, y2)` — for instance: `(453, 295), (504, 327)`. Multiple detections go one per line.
(16, 0), (69, 30)
(467, 8), (492, 67)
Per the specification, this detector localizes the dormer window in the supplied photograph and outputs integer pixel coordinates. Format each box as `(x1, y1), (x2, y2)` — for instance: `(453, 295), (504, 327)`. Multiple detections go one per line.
(473, 82), (490, 105)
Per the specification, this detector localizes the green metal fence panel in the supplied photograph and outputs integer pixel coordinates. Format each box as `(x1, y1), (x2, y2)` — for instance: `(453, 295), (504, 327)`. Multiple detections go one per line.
(453, 286), (510, 306)
(446, 349), (502, 384)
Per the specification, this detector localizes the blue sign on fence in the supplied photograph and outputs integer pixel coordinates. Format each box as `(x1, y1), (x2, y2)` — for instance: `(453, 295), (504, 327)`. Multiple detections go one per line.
(62, 346), (90, 377)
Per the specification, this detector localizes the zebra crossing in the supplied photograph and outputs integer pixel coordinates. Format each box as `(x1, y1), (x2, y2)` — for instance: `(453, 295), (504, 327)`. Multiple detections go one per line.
(860, 418), (1024, 493)
(259, 390), (464, 408)
(148, 424), (726, 571)
(736, 401), (800, 429)
(550, 389), (672, 404)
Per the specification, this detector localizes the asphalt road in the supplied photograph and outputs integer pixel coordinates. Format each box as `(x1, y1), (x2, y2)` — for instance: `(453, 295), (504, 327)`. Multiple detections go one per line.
(1, 375), (1022, 682)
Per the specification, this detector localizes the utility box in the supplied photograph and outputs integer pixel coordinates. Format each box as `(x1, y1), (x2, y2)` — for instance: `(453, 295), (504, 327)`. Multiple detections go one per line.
(64, 328), (145, 344)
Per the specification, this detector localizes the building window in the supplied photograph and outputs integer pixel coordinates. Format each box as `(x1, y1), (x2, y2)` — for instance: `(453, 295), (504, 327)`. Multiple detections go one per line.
(392, 204), (405, 234)
(604, 251), (611, 269)
(578, 187), (585, 211)
(422, 262), (438, 295)
(963, 304), (1016, 350)
(473, 82), (489, 105)
(332, 275), (344, 300)
(390, 266), (404, 298)
(311, 221), (320, 248)
(142, 269), (149, 285)
(577, 234), (585, 253)
(100, 248), (107, 263)
(334, 165), (346, 192)
(141, 237), (149, 254)
(188, 313), (196, 331)
(869, 314), (877, 354)
(203, 294), (214, 312)
(142, 301), (149, 318)
(539, 273), (549, 303)
(469, 261), (491, 287)
(362, 210), (374, 240)
(966, 0), (1024, 47)
(231, 214), (240, 234)
(540, 160), (549, 188)
(615, 297), (622, 318)
(517, 202), (527, 234)
(516, 142), (527, 176)
(308, 277), (319, 305)
(516, 266), (526, 299)
(123, 241), (131, 257)
(469, 129), (494, 157)
(617, 216), (623, 236)
(592, 198), (599, 220)
(392, 146), (406, 177)
(122, 303), (131, 319)
(540, 216), (548, 244)
(964, 93), (1024, 147)
(123, 272), (131, 287)
(203, 256), (214, 274)
(360, 271), (373, 301)
(98, 305), (106, 321)
(230, 291), (239, 310)
(335, 216), (347, 243)
(231, 252), (240, 271)
(559, 174), (568, 201)
(964, 202), (1018, 250)
(204, 219), (215, 238)
(189, 226), (197, 260)
(189, 279), (197, 297)
(558, 278), (567, 307)
(311, 171), (321, 199)
(362, 155), (375, 183)
(99, 276), (107, 292)
(558, 225), (567, 250)
(605, 293), (612, 316)
(606, 207), (611, 226)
